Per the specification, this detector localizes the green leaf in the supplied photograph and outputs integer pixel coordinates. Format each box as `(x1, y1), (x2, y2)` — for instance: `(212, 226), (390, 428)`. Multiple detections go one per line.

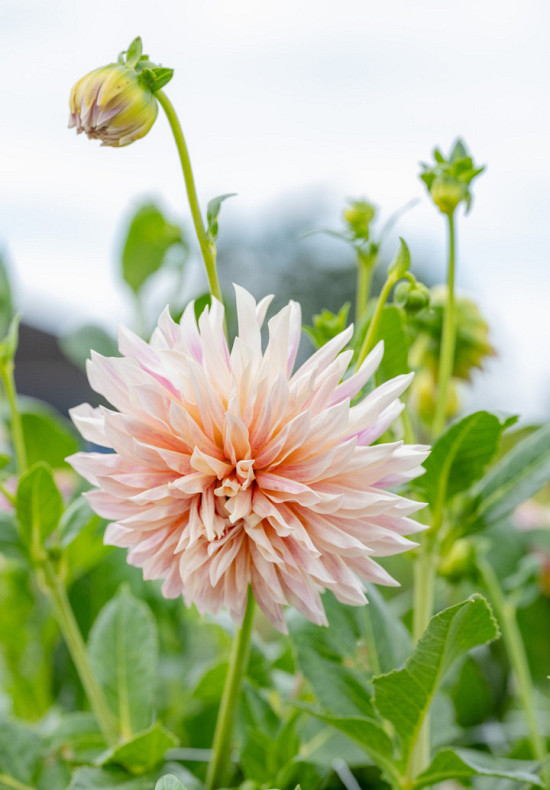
(16, 462), (63, 551)
(69, 767), (153, 790)
(59, 497), (97, 548)
(373, 305), (410, 381)
(288, 596), (375, 718)
(416, 411), (514, 509)
(138, 68), (174, 93)
(121, 204), (182, 294)
(0, 511), (27, 561)
(387, 237), (410, 278)
(206, 193), (236, 241)
(303, 304), (351, 350)
(372, 595), (498, 769)
(276, 759), (330, 790)
(300, 709), (397, 784)
(464, 422), (550, 531)
(21, 409), (79, 469)
(88, 586), (158, 737)
(125, 37), (143, 69)
(364, 584), (412, 673)
(45, 712), (104, 764)
(414, 747), (543, 788)
(0, 718), (41, 784)
(0, 314), (20, 366)
(101, 722), (178, 774)
(59, 324), (118, 371)
(155, 778), (187, 790)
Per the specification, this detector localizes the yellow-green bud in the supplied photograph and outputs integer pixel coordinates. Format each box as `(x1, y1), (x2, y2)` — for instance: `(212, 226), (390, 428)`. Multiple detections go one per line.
(342, 200), (376, 240)
(439, 539), (477, 583)
(429, 176), (467, 215)
(69, 63), (158, 147)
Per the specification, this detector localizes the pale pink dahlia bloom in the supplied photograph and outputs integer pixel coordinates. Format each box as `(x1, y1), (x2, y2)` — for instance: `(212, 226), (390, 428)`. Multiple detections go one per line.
(68, 287), (428, 631)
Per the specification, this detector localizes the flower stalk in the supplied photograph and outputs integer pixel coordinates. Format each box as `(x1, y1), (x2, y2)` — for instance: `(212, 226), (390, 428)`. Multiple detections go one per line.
(432, 212), (456, 436)
(206, 588), (256, 790)
(155, 89), (224, 306)
(0, 363), (27, 474)
(39, 561), (119, 747)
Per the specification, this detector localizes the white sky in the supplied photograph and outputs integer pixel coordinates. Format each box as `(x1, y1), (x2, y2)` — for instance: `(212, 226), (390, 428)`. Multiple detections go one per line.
(1, 0), (549, 419)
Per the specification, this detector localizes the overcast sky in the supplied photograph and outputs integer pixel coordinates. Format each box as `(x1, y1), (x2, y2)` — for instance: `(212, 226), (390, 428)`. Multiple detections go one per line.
(1, 0), (549, 419)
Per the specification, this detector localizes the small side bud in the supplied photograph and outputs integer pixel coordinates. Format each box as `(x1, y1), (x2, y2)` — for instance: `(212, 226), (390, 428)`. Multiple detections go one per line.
(394, 280), (430, 313)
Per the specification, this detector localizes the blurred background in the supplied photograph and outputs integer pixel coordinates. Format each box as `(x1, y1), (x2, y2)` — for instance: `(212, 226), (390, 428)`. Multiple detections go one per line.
(1, 0), (549, 420)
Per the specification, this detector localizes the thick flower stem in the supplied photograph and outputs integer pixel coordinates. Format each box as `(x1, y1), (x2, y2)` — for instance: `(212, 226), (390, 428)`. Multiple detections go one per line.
(356, 274), (397, 368)
(432, 212), (456, 436)
(156, 90), (224, 306)
(478, 557), (546, 762)
(206, 589), (256, 790)
(40, 561), (119, 748)
(0, 364), (27, 474)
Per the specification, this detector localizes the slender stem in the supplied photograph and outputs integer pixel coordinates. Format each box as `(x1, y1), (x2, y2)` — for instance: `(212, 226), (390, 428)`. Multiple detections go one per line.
(362, 606), (381, 676)
(408, 213), (457, 777)
(0, 482), (15, 506)
(432, 212), (456, 436)
(155, 90), (223, 305)
(206, 588), (255, 790)
(478, 557), (546, 762)
(40, 561), (119, 747)
(0, 364), (27, 473)
(408, 540), (438, 779)
(356, 252), (374, 322)
(356, 275), (396, 368)
(0, 773), (34, 790)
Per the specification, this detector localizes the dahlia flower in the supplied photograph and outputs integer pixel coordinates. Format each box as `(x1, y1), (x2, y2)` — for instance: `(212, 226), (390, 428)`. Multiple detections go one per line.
(69, 64), (158, 147)
(68, 288), (428, 631)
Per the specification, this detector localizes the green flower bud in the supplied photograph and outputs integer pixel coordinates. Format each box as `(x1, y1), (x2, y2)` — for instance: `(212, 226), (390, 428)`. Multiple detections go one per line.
(429, 176), (467, 215)
(439, 538), (477, 583)
(420, 139), (485, 215)
(394, 280), (430, 313)
(342, 200), (376, 241)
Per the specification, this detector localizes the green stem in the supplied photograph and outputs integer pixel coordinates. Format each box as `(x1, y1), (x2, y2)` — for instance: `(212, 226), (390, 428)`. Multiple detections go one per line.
(0, 773), (34, 790)
(156, 90), (223, 305)
(362, 605), (381, 676)
(206, 588), (255, 790)
(478, 557), (546, 762)
(408, 540), (438, 779)
(432, 212), (456, 437)
(0, 482), (15, 506)
(40, 561), (119, 747)
(0, 364), (27, 473)
(356, 252), (374, 322)
(356, 274), (397, 368)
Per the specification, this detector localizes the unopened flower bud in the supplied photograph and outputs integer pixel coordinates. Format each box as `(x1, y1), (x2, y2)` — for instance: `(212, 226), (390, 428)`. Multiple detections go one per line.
(69, 63), (158, 147)
(439, 538), (477, 583)
(343, 200), (376, 240)
(429, 176), (467, 215)
(394, 280), (430, 313)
